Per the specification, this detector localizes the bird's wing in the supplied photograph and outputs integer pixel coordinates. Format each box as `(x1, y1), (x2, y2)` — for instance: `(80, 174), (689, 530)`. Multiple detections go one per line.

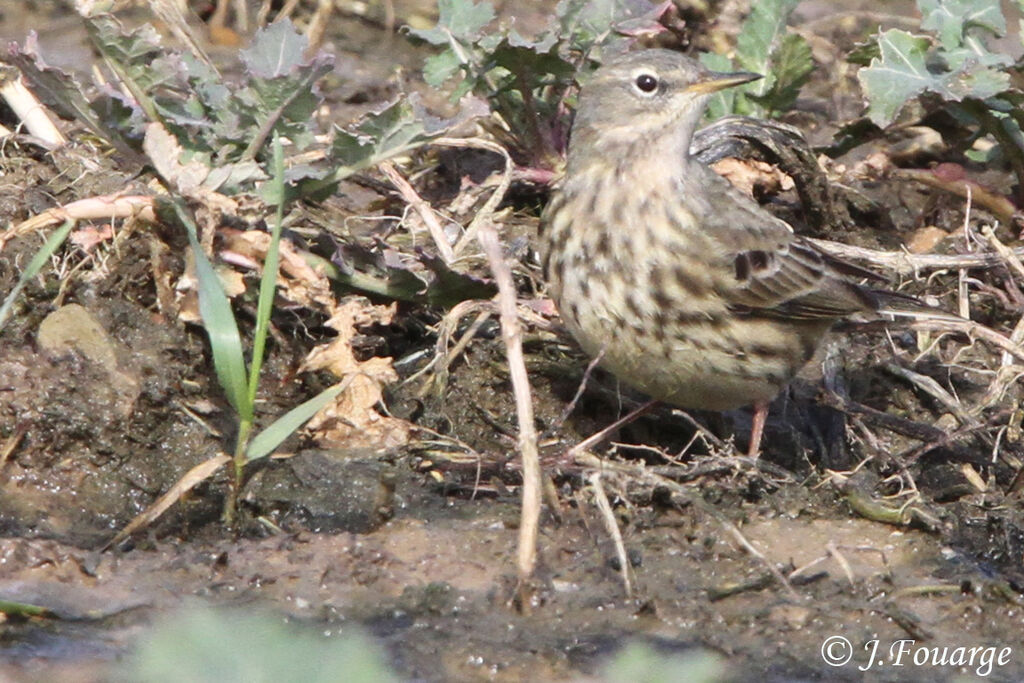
(693, 169), (879, 321)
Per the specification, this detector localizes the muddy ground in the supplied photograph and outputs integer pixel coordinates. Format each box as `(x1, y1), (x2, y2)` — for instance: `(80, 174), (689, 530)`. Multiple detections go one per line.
(2, 1), (1024, 681)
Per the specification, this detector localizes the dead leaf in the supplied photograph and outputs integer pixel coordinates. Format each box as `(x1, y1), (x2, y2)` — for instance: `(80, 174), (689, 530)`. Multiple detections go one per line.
(712, 157), (794, 197)
(103, 453), (231, 551)
(70, 223), (113, 251)
(905, 226), (949, 254)
(300, 298), (408, 450)
(224, 229), (336, 310)
(143, 122), (210, 195)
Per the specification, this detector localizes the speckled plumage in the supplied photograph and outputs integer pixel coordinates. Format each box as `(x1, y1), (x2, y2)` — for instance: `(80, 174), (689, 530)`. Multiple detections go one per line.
(540, 50), (926, 449)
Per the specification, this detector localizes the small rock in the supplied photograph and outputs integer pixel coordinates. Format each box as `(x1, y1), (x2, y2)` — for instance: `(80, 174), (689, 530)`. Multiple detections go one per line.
(768, 604), (812, 630)
(36, 303), (140, 417)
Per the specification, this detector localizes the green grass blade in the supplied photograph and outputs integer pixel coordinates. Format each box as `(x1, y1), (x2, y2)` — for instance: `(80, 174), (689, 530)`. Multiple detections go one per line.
(168, 200), (251, 419)
(245, 383), (345, 461)
(0, 219), (74, 331)
(247, 136), (285, 407)
(0, 598), (54, 618)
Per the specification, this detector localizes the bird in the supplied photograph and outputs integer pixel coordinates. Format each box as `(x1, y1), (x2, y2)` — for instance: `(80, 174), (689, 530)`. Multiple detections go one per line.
(539, 49), (945, 457)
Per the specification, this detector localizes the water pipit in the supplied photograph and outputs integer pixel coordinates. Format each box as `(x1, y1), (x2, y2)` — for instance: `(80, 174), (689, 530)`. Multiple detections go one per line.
(540, 49), (942, 456)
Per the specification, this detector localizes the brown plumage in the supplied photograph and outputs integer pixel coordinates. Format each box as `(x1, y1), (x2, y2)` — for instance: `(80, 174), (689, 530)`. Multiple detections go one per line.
(539, 49), (944, 455)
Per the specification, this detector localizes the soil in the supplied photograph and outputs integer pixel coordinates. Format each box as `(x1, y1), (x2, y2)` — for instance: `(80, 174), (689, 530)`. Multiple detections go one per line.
(1, 1), (1024, 682)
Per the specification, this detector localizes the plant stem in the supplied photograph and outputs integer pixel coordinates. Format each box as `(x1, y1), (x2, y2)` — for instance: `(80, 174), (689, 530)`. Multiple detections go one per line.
(223, 417), (253, 525)
(514, 70), (555, 169)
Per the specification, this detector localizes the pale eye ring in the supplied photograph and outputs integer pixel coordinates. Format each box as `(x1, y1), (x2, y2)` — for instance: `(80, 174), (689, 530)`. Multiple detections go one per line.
(634, 72), (659, 94)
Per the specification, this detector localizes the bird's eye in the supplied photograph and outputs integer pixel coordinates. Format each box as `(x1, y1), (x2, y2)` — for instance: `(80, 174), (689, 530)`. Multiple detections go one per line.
(634, 73), (659, 94)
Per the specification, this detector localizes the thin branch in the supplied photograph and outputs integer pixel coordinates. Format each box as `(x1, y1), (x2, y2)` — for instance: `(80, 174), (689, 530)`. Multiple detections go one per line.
(476, 217), (542, 592)
(590, 472), (632, 598)
(380, 160), (456, 264)
(566, 400), (658, 459)
(908, 319), (1024, 364)
(432, 137), (514, 257)
(809, 238), (1024, 277)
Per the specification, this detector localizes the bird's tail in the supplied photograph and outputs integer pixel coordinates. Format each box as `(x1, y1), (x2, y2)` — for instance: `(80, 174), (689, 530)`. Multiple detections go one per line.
(871, 289), (962, 321)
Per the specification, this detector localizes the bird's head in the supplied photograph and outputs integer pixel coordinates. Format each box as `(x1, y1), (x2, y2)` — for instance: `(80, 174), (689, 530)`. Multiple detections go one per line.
(570, 49), (761, 156)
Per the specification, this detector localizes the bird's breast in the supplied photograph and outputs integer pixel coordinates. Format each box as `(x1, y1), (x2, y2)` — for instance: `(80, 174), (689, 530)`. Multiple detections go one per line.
(539, 168), (819, 410)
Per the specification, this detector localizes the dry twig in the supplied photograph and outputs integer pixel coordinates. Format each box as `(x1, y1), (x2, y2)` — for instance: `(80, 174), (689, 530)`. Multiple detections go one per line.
(476, 216), (542, 593)
(809, 238), (1024, 276)
(589, 472), (632, 598)
(104, 453), (231, 551)
(380, 160), (456, 264)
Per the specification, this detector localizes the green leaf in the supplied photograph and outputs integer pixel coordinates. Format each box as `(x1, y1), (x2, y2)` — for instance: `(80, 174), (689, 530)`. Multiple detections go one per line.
(603, 642), (724, 683)
(246, 385), (344, 461)
(488, 42), (575, 81)
(241, 19), (308, 78)
(735, 0), (800, 97)
(85, 15), (181, 123)
(0, 599), (53, 619)
(422, 50), (463, 87)
(239, 53), (333, 154)
(247, 137), (286, 408)
(846, 40), (880, 66)
(857, 30), (934, 126)
(945, 62), (1012, 99)
(157, 198), (251, 419)
(408, 0), (496, 44)
(555, 0), (668, 51)
(77, 12), (333, 187)
(129, 608), (398, 682)
(5, 37), (142, 160)
(752, 32), (814, 115)
(296, 96), (455, 197)
(419, 254), (498, 306)
(919, 0), (1005, 50)
(858, 28), (1010, 126)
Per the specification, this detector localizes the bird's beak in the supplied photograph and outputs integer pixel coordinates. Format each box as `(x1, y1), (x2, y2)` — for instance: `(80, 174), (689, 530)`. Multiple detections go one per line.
(686, 70), (762, 94)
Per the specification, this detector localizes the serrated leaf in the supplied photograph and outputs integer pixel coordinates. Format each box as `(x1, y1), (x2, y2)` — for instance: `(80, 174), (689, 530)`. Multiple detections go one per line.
(279, 96), (459, 201)
(489, 43), (575, 80)
(506, 28), (558, 52)
(88, 15), (164, 66)
(942, 40), (1014, 70)
(944, 61), (1010, 99)
(557, 0), (667, 41)
(203, 161), (267, 192)
(408, 0), (496, 44)
(859, 28), (1010, 126)
(422, 50), (463, 87)
(752, 32), (814, 115)
(419, 253), (497, 306)
(327, 242), (497, 306)
(555, 0), (668, 51)
(181, 52), (230, 108)
(858, 31), (935, 126)
(241, 19), (308, 78)
(6, 33), (142, 160)
(735, 0), (800, 95)
(330, 97), (438, 170)
(919, 0), (1005, 50)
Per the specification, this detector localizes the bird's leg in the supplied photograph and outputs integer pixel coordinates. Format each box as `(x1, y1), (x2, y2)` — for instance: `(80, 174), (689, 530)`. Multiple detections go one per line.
(747, 401), (769, 458)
